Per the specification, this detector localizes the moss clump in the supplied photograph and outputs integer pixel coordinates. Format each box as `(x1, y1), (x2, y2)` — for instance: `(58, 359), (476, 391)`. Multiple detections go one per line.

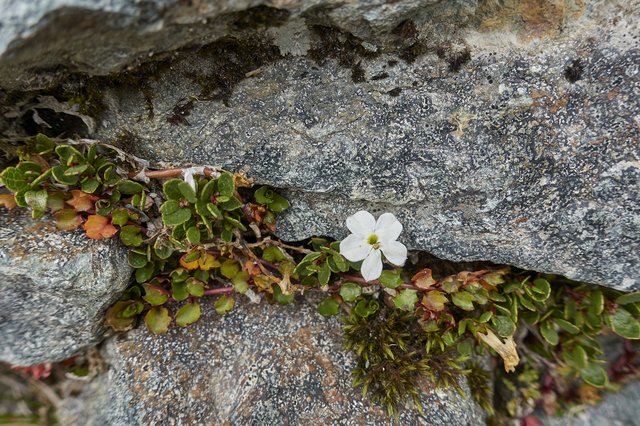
(342, 305), (474, 416)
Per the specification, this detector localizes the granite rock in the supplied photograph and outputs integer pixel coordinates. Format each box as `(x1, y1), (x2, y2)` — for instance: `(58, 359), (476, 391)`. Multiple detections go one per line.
(70, 0), (639, 290)
(0, 208), (132, 365)
(0, 0), (442, 90)
(58, 296), (486, 425)
(538, 380), (640, 426)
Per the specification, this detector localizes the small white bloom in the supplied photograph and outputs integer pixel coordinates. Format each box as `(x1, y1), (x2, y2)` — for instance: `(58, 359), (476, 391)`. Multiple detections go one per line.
(339, 210), (408, 282)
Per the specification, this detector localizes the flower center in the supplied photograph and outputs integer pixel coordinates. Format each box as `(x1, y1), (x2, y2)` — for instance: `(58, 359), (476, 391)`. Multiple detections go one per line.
(367, 234), (380, 249)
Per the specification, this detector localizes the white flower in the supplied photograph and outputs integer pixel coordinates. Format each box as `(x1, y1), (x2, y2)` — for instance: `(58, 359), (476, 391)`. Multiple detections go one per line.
(339, 210), (408, 282)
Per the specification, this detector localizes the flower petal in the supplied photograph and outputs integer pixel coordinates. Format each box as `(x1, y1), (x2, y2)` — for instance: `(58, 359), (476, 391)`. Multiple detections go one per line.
(375, 212), (403, 243)
(346, 210), (376, 237)
(361, 249), (383, 282)
(339, 234), (371, 262)
(380, 240), (408, 267)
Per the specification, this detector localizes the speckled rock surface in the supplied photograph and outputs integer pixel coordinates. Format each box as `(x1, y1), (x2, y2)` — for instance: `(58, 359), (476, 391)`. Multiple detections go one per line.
(58, 296), (486, 425)
(538, 380), (640, 426)
(0, 0), (443, 90)
(62, 0), (640, 290)
(0, 208), (132, 365)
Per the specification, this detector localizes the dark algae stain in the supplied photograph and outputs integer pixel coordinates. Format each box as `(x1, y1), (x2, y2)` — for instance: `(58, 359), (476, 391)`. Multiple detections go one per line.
(564, 58), (584, 83)
(307, 25), (380, 83)
(188, 36), (281, 106)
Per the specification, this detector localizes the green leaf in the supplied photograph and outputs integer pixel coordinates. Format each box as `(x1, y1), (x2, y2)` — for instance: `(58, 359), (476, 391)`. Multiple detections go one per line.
(206, 203), (221, 219)
(145, 306), (171, 334)
(220, 259), (240, 279)
(64, 163), (89, 176)
(223, 215), (247, 231)
(331, 254), (349, 272)
(160, 200), (191, 226)
(616, 292), (640, 305)
(268, 193), (289, 213)
(35, 133), (54, 154)
(142, 283), (168, 306)
(51, 165), (78, 185)
(580, 364), (608, 388)
(610, 308), (640, 339)
(232, 271), (250, 294)
(120, 225), (143, 247)
(200, 179), (216, 202)
(588, 290), (604, 316)
(555, 318), (580, 334)
(294, 252), (322, 274)
(81, 177), (100, 193)
(186, 226), (201, 245)
(24, 189), (48, 213)
(379, 270), (403, 289)
(452, 291), (475, 311)
(135, 263), (155, 283)
(318, 297), (340, 316)
(423, 290), (448, 312)
(128, 252), (148, 268)
(163, 179), (183, 200)
(457, 340), (473, 357)
(565, 346), (588, 369)
(171, 268), (190, 283)
(273, 284), (294, 304)
(491, 315), (516, 337)
(176, 302), (202, 326)
(0, 167), (28, 192)
(530, 278), (551, 302)
(262, 246), (286, 262)
(187, 279), (205, 297)
(254, 186), (275, 204)
(318, 261), (331, 285)
(172, 281), (189, 301)
(111, 208), (129, 226)
(214, 295), (235, 315)
(339, 282), (362, 302)
(393, 289), (418, 311)
(116, 179), (144, 195)
(540, 321), (559, 345)
(220, 196), (242, 211)
(178, 181), (197, 203)
(478, 311), (493, 323)
(354, 299), (379, 318)
(220, 229), (233, 242)
(55, 144), (84, 164)
(217, 172), (235, 197)
(153, 237), (174, 260)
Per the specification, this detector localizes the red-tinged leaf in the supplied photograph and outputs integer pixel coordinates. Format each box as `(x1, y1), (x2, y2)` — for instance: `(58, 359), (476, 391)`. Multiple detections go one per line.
(12, 363), (53, 380)
(54, 208), (83, 231)
(0, 194), (17, 209)
(522, 415), (541, 426)
(179, 254), (199, 271)
(83, 214), (118, 239)
(66, 189), (99, 212)
(412, 268), (436, 289)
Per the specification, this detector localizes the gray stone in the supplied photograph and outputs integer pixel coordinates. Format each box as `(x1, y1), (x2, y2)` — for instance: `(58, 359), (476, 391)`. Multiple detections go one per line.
(539, 381), (640, 426)
(58, 296), (485, 425)
(76, 0), (639, 290)
(0, 208), (132, 365)
(0, 0), (441, 90)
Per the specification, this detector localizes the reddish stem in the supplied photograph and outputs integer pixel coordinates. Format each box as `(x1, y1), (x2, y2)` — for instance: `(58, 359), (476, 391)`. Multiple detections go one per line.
(338, 273), (377, 285)
(130, 168), (217, 179)
(204, 287), (235, 296)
